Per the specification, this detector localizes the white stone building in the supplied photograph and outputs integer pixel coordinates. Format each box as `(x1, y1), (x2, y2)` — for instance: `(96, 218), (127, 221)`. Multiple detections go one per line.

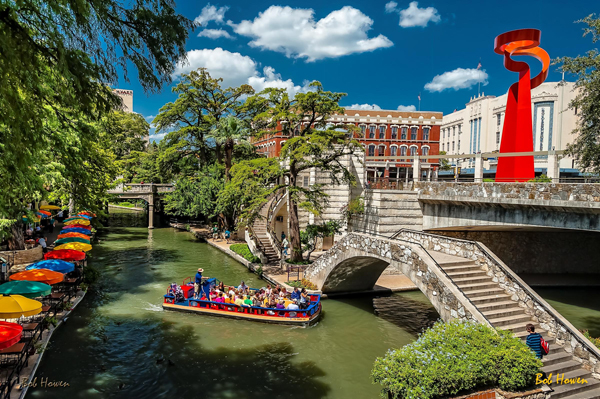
(441, 81), (578, 173)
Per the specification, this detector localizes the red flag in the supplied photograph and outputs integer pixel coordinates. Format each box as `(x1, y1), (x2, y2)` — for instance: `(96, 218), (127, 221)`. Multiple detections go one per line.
(477, 61), (482, 70)
(418, 94), (421, 101)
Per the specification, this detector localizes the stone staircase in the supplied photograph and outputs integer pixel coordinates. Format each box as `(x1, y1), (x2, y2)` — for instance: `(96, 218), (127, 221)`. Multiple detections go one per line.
(251, 196), (281, 265)
(430, 251), (600, 399)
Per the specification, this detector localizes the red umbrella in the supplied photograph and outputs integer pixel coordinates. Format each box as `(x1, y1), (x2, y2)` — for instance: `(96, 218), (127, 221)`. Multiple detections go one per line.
(44, 249), (86, 261)
(0, 322), (23, 350)
(62, 224), (91, 231)
(37, 210), (51, 216)
(78, 211), (96, 217)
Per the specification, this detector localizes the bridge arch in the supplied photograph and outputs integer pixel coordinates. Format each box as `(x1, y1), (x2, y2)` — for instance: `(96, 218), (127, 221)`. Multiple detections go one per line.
(304, 233), (489, 324)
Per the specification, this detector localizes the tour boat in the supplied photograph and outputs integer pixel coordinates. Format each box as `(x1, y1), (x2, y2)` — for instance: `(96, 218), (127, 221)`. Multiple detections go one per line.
(162, 278), (322, 327)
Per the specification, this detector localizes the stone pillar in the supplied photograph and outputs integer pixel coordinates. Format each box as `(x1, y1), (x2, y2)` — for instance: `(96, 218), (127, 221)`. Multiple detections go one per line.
(148, 203), (154, 229)
(427, 168), (432, 182)
(474, 153), (483, 183)
(433, 169), (439, 182)
(413, 156), (420, 182)
(547, 150), (559, 182)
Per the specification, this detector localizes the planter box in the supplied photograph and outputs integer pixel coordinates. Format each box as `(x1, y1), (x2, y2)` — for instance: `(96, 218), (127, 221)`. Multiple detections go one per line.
(448, 388), (549, 399)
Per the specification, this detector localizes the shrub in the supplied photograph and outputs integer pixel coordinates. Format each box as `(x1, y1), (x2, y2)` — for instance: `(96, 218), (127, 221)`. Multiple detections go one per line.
(287, 279), (317, 290)
(230, 244), (261, 264)
(372, 320), (542, 399)
(582, 330), (600, 349)
(528, 174), (552, 183)
(340, 197), (365, 223)
(483, 178), (495, 182)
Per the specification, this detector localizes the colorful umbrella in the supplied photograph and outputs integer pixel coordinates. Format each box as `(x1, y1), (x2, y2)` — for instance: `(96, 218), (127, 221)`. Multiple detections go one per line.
(75, 214), (92, 220)
(26, 260), (75, 274)
(40, 205), (61, 210)
(0, 295), (42, 318)
(10, 269), (64, 285)
(44, 249), (85, 262)
(36, 212), (49, 219)
(54, 237), (90, 246)
(64, 219), (90, 226)
(61, 228), (91, 236)
(57, 232), (91, 240)
(63, 224), (91, 230)
(54, 242), (92, 252)
(0, 281), (52, 299)
(78, 211), (96, 217)
(0, 322), (23, 349)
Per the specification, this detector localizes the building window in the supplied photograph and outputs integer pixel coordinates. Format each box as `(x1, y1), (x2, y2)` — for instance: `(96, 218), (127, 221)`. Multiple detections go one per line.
(303, 176), (309, 187)
(496, 131), (500, 149)
(378, 145), (385, 156)
(453, 126), (456, 137)
(422, 147), (429, 156)
(442, 143), (445, 151)
(458, 125), (462, 134)
(368, 145), (375, 156)
(410, 127), (418, 140)
(423, 127), (430, 140)
(391, 126), (398, 139)
(379, 126), (385, 139)
(458, 140), (460, 151)
(442, 129), (445, 139)
(401, 127), (407, 140)
(452, 141), (455, 152)
(391, 146), (397, 156)
(400, 146), (407, 156)
(369, 126), (376, 138)
(360, 125), (366, 136)
(497, 114), (502, 126)
(410, 146), (418, 156)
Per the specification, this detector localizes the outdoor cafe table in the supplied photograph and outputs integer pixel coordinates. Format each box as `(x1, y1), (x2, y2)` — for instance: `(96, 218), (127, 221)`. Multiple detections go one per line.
(20, 323), (40, 340)
(0, 343), (26, 366)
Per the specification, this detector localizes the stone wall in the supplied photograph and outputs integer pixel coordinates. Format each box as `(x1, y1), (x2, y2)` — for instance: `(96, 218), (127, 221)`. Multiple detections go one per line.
(396, 229), (600, 379)
(451, 388), (549, 399)
(0, 246), (43, 269)
(432, 230), (600, 274)
(304, 233), (488, 324)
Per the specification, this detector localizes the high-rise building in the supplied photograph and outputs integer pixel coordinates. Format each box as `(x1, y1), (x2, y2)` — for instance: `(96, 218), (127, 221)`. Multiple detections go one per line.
(112, 89), (133, 113)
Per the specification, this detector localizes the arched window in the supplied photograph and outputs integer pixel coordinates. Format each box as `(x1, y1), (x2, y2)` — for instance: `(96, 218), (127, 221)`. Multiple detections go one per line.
(391, 126), (398, 139)
(400, 146), (407, 156)
(410, 127), (418, 140)
(390, 146), (398, 156)
(422, 146), (429, 156)
(379, 126), (385, 139)
(360, 125), (366, 136)
(369, 125), (376, 138)
(378, 145), (386, 156)
(410, 146), (418, 156)
(368, 145), (375, 156)
(423, 127), (430, 141)
(401, 127), (407, 140)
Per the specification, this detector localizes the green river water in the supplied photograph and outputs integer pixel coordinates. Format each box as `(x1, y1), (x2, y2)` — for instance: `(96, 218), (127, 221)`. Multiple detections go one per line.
(27, 222), (600, 399)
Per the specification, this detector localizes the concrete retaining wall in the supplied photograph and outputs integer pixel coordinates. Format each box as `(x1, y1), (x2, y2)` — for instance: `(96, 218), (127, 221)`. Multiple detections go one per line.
(0, 246), (43, 270)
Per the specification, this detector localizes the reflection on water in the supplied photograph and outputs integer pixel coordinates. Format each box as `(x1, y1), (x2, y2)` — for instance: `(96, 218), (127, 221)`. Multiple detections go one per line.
(536, 287), (600, 337)
(29, 227), (438, 399)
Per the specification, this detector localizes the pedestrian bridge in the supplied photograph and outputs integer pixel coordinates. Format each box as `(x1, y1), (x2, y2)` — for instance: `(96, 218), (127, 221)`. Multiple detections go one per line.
(304, 229), (600, 398)
(107, 183), (174, 228)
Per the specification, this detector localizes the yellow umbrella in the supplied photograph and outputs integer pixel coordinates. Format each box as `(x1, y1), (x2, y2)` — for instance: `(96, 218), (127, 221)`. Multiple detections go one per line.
(0, 295), (42, 318)
(54, 242), (92, 252)
(40, 205), (61, 210)
(64, 219), (90, 226)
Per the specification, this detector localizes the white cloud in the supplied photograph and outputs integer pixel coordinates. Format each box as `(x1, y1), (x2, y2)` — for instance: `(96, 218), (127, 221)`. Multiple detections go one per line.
(347, 104), (381, 110)
(198, 29), (234, 39)
(424, 68), (488, 92)
(194, 4), (229, 27)
(385, 1), (398, 13)
(144, 115), (155, 121)
(173, 48), (257, 88)
(230, 5), (393, 62)
(173, 48), (310, 97)
(397, 105), (417, 111)
(387, 1), (441, 28)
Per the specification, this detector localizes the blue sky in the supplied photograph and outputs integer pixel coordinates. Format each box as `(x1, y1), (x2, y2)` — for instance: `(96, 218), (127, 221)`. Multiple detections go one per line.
(115, 0), (600, 140)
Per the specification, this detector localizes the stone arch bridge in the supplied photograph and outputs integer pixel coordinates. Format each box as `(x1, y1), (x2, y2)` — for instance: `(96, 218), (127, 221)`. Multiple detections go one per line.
(108, 183), (173, 228)
(303, 230), (600, 398)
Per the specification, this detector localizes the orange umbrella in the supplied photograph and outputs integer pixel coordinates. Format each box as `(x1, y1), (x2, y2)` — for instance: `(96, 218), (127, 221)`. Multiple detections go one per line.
(10, 269), (64, 285)
(57, 232), (91, 240)
(77, 211), (96, 218)
(37, 210), (51, 216)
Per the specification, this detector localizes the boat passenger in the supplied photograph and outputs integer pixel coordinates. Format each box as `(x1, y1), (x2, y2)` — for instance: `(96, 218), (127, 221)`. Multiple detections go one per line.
(200, 293), (208, 301)
(276, 300), (285, 310)
(265, 285), (272, 296)
(291, 287), (300, 301)
(300, 289), (309, 309)
(169, 283), (178, 297)
(287, 301), (300, 311)
(243, 296), (252, 307)
(234, 295), (244, 307)
(252, 295), (262, 307)
(209, 289), (217, 301)
(218, 282), (226, 292)
(228, 287), (236, 297)
(215, 293), (225, 303)
(225, 294), (234, 304)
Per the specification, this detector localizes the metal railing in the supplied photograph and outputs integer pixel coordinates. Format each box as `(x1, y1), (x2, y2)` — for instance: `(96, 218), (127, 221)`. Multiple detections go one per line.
(391, 228), (600, 359)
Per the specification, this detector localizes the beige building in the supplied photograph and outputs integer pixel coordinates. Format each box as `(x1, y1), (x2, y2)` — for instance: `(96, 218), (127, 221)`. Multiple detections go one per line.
(112, 89), (133, 113)
(441, 81), (578, 173)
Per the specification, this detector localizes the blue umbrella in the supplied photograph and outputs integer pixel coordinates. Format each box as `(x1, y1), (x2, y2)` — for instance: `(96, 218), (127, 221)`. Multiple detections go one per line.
(60, 228), (91, 236)
(74, 214), (92, 220)
(26, 260), (75, 274)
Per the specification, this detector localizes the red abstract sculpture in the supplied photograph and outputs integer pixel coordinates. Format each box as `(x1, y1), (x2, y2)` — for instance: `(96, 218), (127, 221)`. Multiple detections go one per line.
(494, 29), (549, 182)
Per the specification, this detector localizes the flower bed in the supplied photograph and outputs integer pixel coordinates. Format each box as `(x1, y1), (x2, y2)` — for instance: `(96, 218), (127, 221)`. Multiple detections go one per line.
(229, 244), (261, 264)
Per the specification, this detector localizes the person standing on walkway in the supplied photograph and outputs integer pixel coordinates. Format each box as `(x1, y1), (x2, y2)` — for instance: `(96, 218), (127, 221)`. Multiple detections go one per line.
(49, 217), (56, 234)
(212, 225), (219, 241)
(525, 323), (543, 359)
(38, 237), (48, 253)
(282, 237), (289, 257)
(225, 229), (231, 244)
(281, 231), (286, 241)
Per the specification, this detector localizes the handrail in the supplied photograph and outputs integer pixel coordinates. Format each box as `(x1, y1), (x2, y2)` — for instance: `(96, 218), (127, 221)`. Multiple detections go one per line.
(392, 228), (600, 360)
(266, 190), (285, 254)
(246, 224), (267, 256)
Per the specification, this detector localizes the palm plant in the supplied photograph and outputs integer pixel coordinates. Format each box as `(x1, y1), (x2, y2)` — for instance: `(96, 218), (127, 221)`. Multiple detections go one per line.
(209, 116), (251, 180)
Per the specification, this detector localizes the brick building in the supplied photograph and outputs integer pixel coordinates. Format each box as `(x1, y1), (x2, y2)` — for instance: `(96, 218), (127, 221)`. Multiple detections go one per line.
(253, 108), (443, 183)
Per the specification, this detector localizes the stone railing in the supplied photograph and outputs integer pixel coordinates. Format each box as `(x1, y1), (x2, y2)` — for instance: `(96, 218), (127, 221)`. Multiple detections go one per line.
(109, 183), (174, 194)
(394, 228), (600, 379)
(0, 246), (43, 269)
(415, 182), (600, 205)
(245, 230), (268, 265)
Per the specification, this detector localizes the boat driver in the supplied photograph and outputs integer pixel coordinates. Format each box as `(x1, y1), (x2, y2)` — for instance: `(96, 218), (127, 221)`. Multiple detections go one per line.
(194, 268), (208, 299)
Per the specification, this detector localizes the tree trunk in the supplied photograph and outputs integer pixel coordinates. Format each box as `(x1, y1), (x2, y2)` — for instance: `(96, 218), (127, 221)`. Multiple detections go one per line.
(224, 138), (234, 181)
(7, 220), (24, 251)
(215, 143), (223, 165)
(288, 172), (303, 262)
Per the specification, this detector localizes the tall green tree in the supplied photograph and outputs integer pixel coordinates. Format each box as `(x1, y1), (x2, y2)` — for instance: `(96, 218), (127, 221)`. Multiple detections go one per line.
(209, 116), (252, 179)
(153, 69), (255, 168)
(226, 83), (362, 262)
(556, 14), (600, 173)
